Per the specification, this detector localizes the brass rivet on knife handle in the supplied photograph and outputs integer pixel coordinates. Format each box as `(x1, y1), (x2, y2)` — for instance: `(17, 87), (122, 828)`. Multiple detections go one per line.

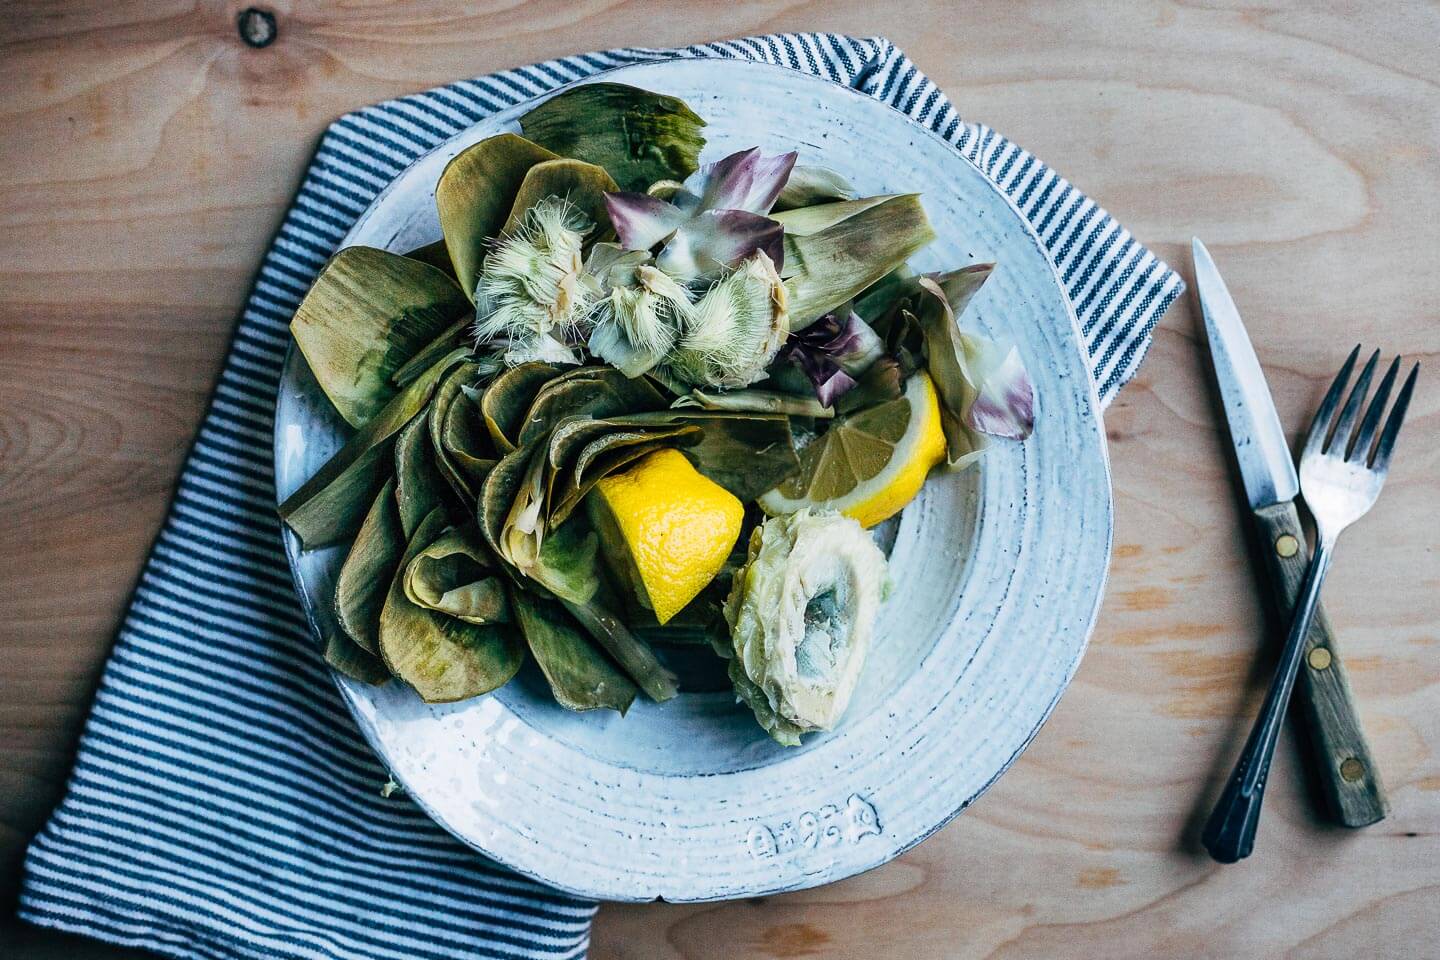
(1252, 500), (1388, 827)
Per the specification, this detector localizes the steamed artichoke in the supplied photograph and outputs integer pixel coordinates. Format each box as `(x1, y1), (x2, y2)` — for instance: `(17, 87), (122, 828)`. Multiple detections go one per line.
(722, 509), (889, 745)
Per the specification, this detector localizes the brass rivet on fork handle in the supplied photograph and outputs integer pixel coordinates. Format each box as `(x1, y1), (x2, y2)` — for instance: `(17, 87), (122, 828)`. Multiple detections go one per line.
(1274, 534), (1299, 558)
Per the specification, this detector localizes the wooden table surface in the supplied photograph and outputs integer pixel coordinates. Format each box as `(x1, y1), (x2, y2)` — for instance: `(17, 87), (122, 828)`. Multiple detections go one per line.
(3, 2), (1437, 957)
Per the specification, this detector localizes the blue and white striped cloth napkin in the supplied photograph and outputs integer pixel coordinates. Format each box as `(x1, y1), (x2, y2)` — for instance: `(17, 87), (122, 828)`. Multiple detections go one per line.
(18, 33), (1181, 960)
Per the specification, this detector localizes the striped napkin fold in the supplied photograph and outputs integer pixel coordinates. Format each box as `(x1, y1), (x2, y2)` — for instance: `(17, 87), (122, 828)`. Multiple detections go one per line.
(18, 32), (1182, 960)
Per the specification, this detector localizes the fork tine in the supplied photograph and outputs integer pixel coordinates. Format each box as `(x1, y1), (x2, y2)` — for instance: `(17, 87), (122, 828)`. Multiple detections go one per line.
(1349, 356), (1400, 463)
(1303, 345), (1360, 461)
(1329, 349), (1379, 455)
(1371, 362), (1419, 473)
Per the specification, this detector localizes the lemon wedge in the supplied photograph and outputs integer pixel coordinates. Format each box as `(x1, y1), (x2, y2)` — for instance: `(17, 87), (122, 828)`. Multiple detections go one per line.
(758, 372), (947, 528)
(587, 448), (744, 624)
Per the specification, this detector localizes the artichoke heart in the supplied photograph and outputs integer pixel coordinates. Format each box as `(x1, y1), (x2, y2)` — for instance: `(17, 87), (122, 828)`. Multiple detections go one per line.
(723, 508), (888, 745)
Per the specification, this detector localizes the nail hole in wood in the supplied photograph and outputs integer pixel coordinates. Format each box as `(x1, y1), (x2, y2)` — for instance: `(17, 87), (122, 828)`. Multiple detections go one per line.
(237, 8), (278, 48)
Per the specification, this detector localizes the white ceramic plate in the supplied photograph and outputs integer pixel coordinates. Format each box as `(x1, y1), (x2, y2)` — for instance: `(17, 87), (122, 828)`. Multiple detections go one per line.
(274, 59), (1111, 902)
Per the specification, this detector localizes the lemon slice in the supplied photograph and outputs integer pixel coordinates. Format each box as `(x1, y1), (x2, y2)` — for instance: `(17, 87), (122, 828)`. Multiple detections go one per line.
(587, 448), (744, 624)
(758, 372), (947, 528)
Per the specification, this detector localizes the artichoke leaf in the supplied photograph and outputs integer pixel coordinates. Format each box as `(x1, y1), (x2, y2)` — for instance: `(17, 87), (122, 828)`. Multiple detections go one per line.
(291, 246), (470, 427)
(402, 239), (458, 281)
(770, 195), (893, 238)
(562, 595), (678, 703)
(509, 587), (637, 714)
(516, 366), (667, 445)
(378, 509), (525, 702)
(779, 194), (935, 329)
(481, 362), (563, 454)
(428, 361), (489, 501)
(773, 165), (854, 212)
(914, 268), (1034, 463)
(334, 477), (405, 655)
(479, 435), (542, 564)
(672, 389), (834, 418)
(518, 82), (706, 192)
(324, 631), (391, 685)
(403, 524), (511, 625)
(436, 133), (559, 300)
(442, 383), (498, 489)
(280, 347), (469, 548)
(502, 158), (619, 241)
(389, 314), (472, 389)
(393, 414), (453, 539)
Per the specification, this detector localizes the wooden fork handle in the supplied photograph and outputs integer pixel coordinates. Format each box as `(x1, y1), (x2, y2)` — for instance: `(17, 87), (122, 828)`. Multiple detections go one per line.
(1252, 501), (1389, 826)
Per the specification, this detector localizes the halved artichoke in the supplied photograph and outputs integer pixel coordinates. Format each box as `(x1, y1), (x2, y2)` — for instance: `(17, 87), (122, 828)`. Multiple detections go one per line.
(722, 509), (889, 745)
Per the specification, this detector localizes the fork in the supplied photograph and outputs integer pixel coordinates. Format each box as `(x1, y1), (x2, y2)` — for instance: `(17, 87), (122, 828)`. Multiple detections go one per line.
(1203, 345), (1420, 863)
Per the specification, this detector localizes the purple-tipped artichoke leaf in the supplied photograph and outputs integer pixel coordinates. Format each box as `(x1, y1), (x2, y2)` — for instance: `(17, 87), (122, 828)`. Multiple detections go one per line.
(691, 147), (798, 215)
(657, 210), (784, 279)
(604, 191), (686, 251)
(961, 334), (1035, 440)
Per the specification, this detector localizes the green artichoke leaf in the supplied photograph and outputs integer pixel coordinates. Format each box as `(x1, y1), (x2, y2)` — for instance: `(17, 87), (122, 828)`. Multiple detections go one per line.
(334, 477), (405, 655)
(777, 195), (935, 329)
(402, 239), (459, 281)
(481, 362), (563, 454)
(502, 158), (619, 241)
(769, 195), (893, 237)
(291, 246), (471, 427)
(378, 508), (525, 703)
(672, 388), (834, 418)
(479, 435), (541, 563)
(516, 366), (667, 445)
(436, 133), (560, 300)
(772, 165), (854, 212)
(518, 82), (706, 192)
(561, 595), (678, 703)
(428, 361), (489, 501)
(494, 440), (549, 575)
(442, 383), (498, 490)
(393, 414), (454, 539)
(280, 347), (469, 548)
(852, 265), (916, 325)
(509, 587), (637, 714)
(324, 630), (392, 685)
(389, 314), (472, 389)
(403, 523), (511, 625)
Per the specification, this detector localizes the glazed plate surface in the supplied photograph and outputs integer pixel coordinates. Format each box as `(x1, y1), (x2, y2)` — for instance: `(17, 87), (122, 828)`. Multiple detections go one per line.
(273, 59), (1112, 902)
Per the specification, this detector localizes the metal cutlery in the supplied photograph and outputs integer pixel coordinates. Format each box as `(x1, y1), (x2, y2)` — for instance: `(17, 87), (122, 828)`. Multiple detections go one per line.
(1203, 345), (1419, 862)
(1194, 238), (1390, 828)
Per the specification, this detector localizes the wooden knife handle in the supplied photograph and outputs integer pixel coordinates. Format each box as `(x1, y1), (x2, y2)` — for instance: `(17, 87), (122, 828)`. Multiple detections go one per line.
(1252, 501), (1388, 826)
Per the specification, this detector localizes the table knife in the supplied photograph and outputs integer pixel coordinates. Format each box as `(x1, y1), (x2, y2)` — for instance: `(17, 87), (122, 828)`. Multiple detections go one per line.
(1193, 238), (1388, 827)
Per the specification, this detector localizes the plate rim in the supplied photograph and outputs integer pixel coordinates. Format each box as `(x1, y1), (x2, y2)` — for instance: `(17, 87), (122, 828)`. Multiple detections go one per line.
(274, 58), (1113, 902)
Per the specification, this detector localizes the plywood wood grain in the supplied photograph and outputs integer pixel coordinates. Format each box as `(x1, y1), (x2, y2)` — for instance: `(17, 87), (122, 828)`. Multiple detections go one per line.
(2, 2), (1436, 958)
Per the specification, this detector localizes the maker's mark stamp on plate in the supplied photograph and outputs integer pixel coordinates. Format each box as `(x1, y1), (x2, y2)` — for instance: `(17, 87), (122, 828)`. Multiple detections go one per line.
(746, 794), (881, 860)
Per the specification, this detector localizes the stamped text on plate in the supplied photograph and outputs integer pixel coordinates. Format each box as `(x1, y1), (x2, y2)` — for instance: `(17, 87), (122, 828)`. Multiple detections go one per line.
(746, 794), (881, 860)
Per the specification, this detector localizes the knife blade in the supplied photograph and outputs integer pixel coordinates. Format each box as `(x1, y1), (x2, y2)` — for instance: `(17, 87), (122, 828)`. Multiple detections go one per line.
(1193, 240), (1298, 509)
(1193, 238), (1388, 827)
